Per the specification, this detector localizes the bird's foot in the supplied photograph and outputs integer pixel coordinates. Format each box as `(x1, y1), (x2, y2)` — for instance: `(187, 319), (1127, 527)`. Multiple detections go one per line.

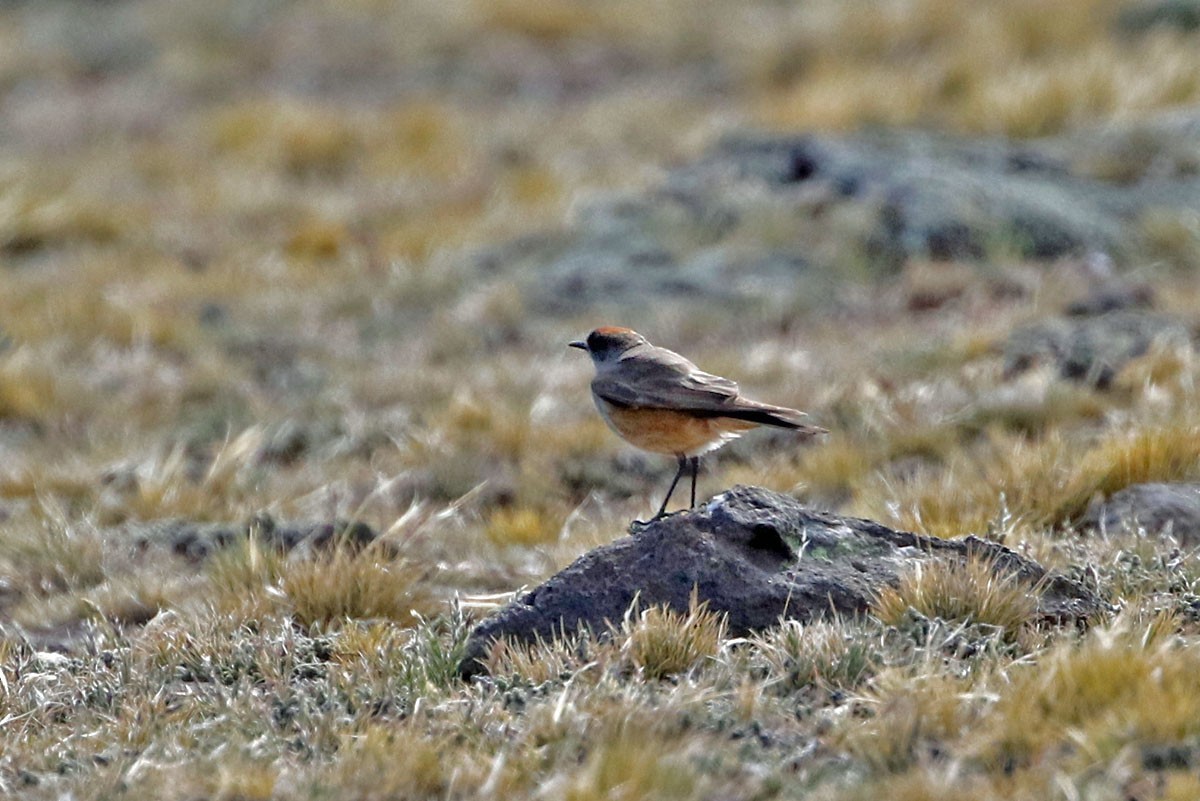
(629, 509), (684, 532)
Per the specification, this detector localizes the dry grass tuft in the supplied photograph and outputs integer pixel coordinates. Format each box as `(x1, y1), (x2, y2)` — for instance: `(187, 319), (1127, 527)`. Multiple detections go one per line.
(308, 725), (460, 799)
(0, 510), (105, 603)
(783, 434), (879, 506)
(0, 346), (65, 425)
(545, 724), (701, 801)
(755, 0), (1200, 136)
(1139, 207), (1200, 271)
(210, 100), (362, 178)
(484, 505), (562, 547)
(1114, 340), (1197, 397)
(485, 631), (592, 683)
(206, 529), (440, 630)
(889, 419), (1200, 537)
(286, 215), (351, 261)
(873, 557), (1039, 637)
(121, 436), (260, 522)
(973, 614), (1200, 768)
(479, 0), (607, 42)
(616, 592), (728, 680)
(835, 669), (982, 774)
(1059, 423), (1200, 517)
(281, 547), (437, 630)
(81, 571), (197, 627)
(748, 618), (875, 691)
(205, 530), (289, 617)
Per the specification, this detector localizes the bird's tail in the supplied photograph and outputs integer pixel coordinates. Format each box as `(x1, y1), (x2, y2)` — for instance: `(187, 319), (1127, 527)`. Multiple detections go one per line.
(712, 402), (828, 436)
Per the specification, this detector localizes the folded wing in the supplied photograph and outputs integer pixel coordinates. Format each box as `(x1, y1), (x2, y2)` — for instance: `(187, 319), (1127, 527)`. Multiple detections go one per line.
(592, 346), (816, 431)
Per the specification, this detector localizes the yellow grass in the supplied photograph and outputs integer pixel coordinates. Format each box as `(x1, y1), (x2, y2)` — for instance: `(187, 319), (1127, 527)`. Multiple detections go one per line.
(617, 593), (728, 680)
(873, 556), (1039, 637)
(4, 1), (1200, 798)
(282, 548), (437, 630)
(886, 420), (1200, 537)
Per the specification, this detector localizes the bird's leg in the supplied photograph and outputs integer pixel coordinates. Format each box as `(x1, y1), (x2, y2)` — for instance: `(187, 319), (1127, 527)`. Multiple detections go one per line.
(689, 456), (699, 508)
(651, 455), (689, 520)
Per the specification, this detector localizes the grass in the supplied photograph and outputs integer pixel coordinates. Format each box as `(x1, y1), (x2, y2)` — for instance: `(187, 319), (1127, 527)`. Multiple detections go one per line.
(483, 594), (728, 684)
(3, 0), (1200, 798)
(281, 548), (437, 630)
(752, 0), (1200, 136)
(881, 414), (1200, 538)
(746, 618), (876, 692)
(872, 556), (1039, 639)
(617, 593), (728, 680)
(969, 614), (1200, 770)
(0, 511), (105, 602)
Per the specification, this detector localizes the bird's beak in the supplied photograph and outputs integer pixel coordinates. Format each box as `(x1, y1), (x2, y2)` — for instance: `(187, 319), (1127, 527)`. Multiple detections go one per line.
(569, 340), (587, 351)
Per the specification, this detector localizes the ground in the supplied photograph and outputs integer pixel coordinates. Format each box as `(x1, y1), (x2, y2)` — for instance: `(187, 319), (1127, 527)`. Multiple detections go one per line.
(3, 0), (1200, 798)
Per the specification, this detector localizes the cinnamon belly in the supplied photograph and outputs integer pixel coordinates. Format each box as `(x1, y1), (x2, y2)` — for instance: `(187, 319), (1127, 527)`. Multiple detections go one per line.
(595, 400), (757, 456)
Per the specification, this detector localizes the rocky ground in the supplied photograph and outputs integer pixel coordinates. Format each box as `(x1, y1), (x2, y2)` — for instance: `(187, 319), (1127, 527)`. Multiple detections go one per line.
(457, 486), (1109, 679)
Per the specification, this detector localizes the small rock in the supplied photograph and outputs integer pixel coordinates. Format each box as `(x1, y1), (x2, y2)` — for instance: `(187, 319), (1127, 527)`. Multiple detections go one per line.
(33, 651), (71, 669)
(256, 420), (310, 465)
(130, 519), (240, 561)
(198, 302), (227, 326)
(1117, 0), (1200, 35)
(1142, 743), (1197, 770)
(1081, 482), (1200, 543)
(1064, 283), (1155, 316)
(127, 515), (378, 561)
(255, 516), (379, 557)
(1003, 311), (1191, 388)
(457, 486), (1103, 678)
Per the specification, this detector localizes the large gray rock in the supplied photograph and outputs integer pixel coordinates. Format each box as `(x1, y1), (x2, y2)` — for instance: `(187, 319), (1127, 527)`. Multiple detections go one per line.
(1082, 482), (1200, 543)
(483, 112), (1200, 314)
(458, 486), (1103, 678)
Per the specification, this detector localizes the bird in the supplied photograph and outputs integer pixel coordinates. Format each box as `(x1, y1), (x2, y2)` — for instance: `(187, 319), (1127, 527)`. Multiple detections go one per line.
(570, 326), (825, 521)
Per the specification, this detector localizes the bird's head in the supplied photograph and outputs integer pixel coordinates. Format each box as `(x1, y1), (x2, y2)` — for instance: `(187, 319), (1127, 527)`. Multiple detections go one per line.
(569, 326), (647, 364)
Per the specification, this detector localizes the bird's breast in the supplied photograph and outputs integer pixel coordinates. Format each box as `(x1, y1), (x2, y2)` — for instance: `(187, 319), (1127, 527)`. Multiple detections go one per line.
(592, 395), (756, 456)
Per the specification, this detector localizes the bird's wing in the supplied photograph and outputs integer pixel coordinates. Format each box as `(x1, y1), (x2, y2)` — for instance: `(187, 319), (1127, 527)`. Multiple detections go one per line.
(591, 346), (741, 411)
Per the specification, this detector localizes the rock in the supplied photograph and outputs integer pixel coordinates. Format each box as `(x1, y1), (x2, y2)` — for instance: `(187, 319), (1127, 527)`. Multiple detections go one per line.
(250, 514), (379, 556)
(678, 133), (1112, 266)
(1117, 0), (1200, 35)
(480, 112), (1200, 314)
(129, 519), (241, 561)
(256, 420), (311, 465)
(457, 486), (1103, 678)
(1064, 283), (1155, 316)
(225, 335), (326, 393)
(1081, 482), (1200, 543)
(1003, 311), (1192, 388)
(128, 515), (378, 562)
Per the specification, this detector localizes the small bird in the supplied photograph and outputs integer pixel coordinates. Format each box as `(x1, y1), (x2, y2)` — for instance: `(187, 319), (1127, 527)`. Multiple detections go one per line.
(570, 326), (825, 521)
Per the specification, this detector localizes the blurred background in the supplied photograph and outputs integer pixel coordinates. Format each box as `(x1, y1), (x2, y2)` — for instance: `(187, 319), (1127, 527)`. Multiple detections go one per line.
(7, 4), (1200, 796)
(2, 0), (1200, 620)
